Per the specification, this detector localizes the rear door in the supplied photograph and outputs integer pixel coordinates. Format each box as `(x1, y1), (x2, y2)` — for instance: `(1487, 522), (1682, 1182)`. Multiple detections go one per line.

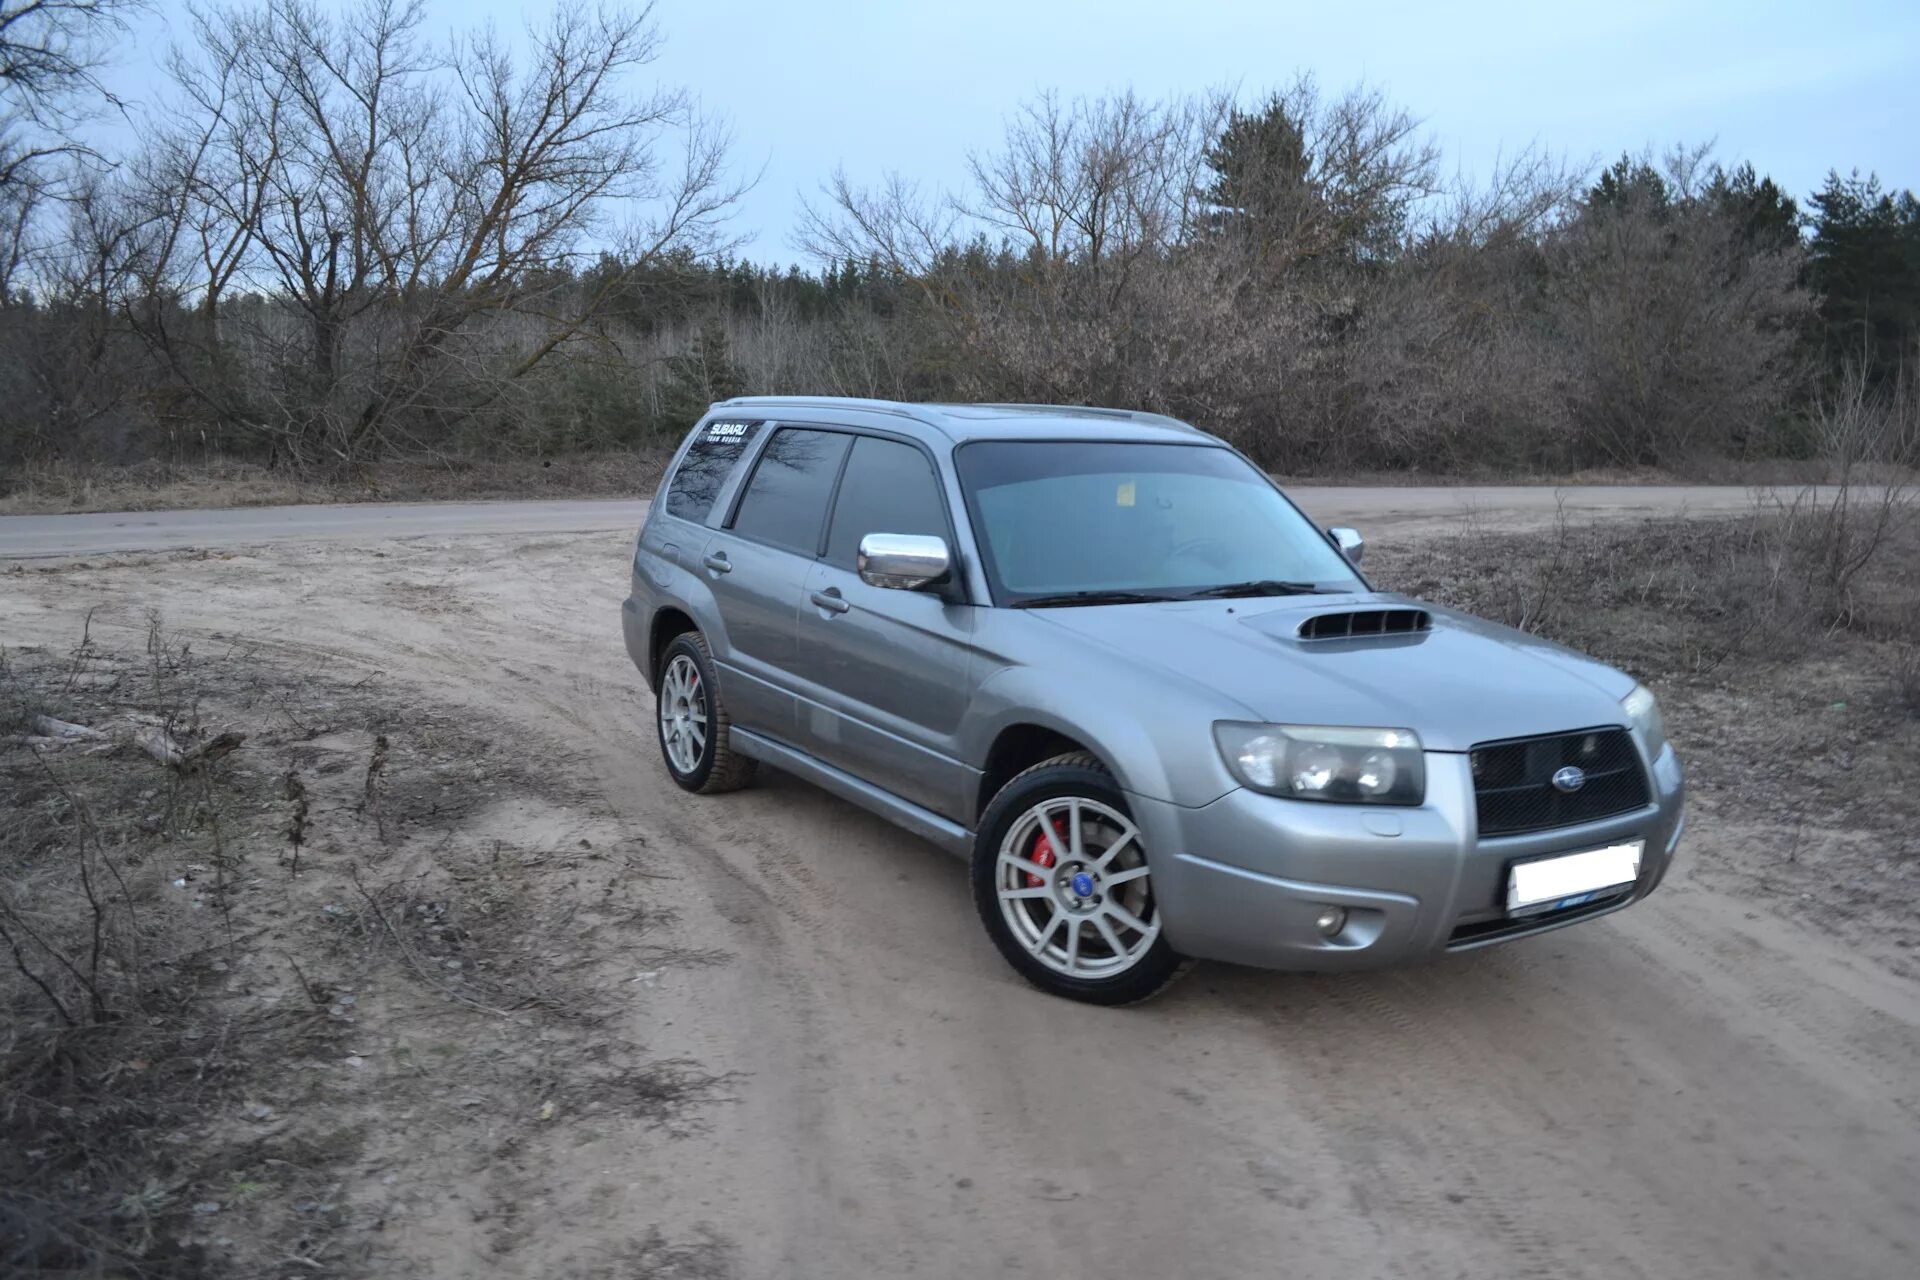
(792, 433), (978, 821)
(700, 426), (853, 742)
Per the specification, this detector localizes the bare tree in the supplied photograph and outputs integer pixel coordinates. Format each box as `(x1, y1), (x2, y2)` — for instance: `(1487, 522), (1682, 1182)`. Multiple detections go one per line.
(0, 0), (156, 470)
(0, 0), (137, 303)
(0, 0), (135, 182)
(129, 0), (747, 465)
(799, 90), (1247, 410)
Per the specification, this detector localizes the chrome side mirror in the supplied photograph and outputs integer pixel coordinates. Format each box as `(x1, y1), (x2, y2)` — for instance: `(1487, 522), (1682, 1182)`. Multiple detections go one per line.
(857, 533), (951, 590)
(1328, 526), (1365, 565)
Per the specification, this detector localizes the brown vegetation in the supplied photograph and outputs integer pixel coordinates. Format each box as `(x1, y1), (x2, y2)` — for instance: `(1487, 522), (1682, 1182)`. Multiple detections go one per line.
(0, 449), (671, 515)
(2, 2), (1915, 497)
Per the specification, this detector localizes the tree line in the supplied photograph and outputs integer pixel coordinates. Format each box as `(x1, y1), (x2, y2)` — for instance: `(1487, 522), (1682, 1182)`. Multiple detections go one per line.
(2, 0), (1916, 480)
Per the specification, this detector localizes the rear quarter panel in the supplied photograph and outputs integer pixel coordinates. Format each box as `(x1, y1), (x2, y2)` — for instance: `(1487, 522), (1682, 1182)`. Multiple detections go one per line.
(624, 415), (759, 689)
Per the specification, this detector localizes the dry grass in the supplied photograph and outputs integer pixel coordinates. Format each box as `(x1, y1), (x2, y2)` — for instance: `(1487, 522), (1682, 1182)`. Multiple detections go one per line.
(1, 621), (730, 1276)
(0, 451), (673, 516)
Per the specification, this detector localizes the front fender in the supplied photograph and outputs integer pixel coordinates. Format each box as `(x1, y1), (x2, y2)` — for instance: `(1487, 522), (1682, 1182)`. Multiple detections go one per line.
(960, 662), (1244, 810)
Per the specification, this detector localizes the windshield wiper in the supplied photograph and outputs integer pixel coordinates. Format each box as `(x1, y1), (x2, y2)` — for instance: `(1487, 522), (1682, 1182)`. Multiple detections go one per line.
(1181, 580), (1334, 600)
(1011, 589), (1182, 609)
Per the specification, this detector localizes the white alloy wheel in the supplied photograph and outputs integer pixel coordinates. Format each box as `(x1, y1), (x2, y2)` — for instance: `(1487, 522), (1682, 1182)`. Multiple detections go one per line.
(658, 653), (709, 774)
(993, 796), (1160, 979)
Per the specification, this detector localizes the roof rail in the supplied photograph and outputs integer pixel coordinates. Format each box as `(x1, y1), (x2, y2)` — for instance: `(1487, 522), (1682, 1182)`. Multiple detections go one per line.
(710, 395), (1208, 437)
(712, 395), (935, 426)
(951, 403), (1205, 434)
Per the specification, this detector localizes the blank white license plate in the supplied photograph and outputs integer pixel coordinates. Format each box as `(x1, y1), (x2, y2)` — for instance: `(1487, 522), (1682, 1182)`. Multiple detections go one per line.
(1507, 841), (1642, 915)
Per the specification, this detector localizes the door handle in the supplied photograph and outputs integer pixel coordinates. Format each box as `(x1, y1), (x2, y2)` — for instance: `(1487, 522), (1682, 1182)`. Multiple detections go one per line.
(809, 589), (851, 616)
(702, 552), (732, 575)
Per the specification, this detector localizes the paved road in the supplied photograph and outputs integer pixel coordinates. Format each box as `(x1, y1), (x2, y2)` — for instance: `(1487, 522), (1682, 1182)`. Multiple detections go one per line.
(0, 497), (648, 558)
(0, 485), (1794, 559)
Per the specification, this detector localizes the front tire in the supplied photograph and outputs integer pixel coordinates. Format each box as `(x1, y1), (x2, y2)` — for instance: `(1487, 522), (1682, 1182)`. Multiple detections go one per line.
(655, 632), (755, 794)
(971, 752), (1188, 1005)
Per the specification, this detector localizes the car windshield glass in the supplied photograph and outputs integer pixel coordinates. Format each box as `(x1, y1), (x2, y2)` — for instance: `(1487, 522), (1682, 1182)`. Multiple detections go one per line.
(954, 441), (1364, 604)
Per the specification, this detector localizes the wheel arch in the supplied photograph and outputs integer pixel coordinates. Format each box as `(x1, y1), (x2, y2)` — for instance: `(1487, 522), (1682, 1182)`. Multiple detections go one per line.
(975, 723), (1117, 823)
(963, 663), (1236, 821)
(647, 607), (699, 690)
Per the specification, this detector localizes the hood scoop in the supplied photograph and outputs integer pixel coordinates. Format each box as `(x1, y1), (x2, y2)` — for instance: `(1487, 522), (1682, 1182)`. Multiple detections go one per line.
(1297, 607), (1432, 641)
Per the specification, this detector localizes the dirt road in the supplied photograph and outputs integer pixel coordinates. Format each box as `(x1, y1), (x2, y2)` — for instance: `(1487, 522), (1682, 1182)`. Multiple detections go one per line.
(0, 483), (1826, 559)
(3, 503), (1917, 1279)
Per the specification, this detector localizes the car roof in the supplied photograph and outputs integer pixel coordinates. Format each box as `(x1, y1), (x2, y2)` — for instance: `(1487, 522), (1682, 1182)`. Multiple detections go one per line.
(709, 396), (1221, 446)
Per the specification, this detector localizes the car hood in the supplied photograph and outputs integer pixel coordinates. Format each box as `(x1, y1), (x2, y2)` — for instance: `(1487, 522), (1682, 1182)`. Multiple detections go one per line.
(1032, 593), (1636, 752)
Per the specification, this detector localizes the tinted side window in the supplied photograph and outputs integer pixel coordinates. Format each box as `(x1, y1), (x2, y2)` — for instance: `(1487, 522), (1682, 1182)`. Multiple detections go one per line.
(825, 437), (948, 568)
(729, 428), (852, 553)
(665, 419), (763, 523)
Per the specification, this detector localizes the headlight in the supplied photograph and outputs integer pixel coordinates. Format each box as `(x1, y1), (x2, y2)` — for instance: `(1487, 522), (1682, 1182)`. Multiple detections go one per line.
(1621, 684), (1669, 758)
(1213, 723), (1425, 805)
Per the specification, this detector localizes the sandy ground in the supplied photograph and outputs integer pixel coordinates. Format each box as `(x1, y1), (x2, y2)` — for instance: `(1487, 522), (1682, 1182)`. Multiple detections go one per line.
(3, 505), (1919, 1279)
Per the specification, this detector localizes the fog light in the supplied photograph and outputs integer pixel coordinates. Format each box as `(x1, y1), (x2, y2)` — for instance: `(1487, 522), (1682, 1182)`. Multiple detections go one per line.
(1314, 906), (1348, 937)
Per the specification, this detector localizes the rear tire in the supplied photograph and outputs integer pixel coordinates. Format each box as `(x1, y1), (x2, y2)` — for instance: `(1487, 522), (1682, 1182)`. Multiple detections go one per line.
(971, 752), (1189, 1005)
(655, 631), (756, 794)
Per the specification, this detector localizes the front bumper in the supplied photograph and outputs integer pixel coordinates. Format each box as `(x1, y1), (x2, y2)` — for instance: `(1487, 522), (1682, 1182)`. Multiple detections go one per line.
(1132, 745), (1684, 971)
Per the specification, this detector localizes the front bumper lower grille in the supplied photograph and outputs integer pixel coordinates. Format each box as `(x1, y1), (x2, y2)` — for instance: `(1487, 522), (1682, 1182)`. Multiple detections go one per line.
(1470, 727), (1650, 837)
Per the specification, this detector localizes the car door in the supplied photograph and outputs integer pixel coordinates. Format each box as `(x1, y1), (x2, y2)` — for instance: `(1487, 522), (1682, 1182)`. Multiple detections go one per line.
(700, 426), (853, 742)
(791, 433), (978, 822)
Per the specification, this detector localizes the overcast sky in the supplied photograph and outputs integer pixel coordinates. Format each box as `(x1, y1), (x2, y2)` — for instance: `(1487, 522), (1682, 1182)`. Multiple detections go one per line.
(110, 0), (1920, 264)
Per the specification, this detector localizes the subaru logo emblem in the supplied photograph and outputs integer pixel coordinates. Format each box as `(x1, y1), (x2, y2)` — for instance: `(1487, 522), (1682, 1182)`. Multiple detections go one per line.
(1551, 765), (1587, 793)
(1070, 872), (1095, 897)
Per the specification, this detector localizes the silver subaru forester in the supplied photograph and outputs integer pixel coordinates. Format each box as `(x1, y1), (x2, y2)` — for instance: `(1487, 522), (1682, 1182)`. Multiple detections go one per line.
(622, 398), (1685, 1004)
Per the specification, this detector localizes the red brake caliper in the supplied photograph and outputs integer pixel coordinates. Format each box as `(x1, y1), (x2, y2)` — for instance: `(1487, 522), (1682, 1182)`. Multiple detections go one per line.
(1026, 817), (1070, 887)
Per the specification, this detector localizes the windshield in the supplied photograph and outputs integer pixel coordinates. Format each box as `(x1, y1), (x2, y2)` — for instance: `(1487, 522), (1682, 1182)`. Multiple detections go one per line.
(954, 441), (1366, 605)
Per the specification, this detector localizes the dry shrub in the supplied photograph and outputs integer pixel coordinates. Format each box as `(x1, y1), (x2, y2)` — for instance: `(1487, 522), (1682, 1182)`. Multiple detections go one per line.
(1894, 644), (1920, 716)
(1433, 373), (1916, 670)
(1, 633), (268, 1277)
(1745, 366), (1918, 636)
(1378, 488), (1915, 685)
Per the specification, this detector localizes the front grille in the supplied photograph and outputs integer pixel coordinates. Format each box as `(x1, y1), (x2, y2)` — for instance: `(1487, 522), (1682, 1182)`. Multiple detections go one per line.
(1470, 727), (1649, 837)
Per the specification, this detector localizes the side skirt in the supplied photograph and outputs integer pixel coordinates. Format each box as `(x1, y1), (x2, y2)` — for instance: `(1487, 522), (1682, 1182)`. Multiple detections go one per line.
(729, 727), (974, 859)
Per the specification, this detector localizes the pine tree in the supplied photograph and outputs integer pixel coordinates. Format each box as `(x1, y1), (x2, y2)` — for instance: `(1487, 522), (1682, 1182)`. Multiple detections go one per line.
(1199, 98), (1315, 242)
(1586, 155), (1671, 216)
(1707, 163), (1799, 250)
(1197, 92), (1419, 267)
(1806, 170), (1920, 382)
(659, 315), (748, 432)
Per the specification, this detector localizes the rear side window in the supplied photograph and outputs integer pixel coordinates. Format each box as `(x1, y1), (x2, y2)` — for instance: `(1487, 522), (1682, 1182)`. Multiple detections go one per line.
(825, 437), (948, 568)
(664, 419), (763, 523)
(729, 427), (852, 553)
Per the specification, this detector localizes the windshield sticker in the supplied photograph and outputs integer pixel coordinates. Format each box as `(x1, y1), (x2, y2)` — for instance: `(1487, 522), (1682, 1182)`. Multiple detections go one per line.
(1116, 480), (1136, 507)
(703, 420), (760, 442)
